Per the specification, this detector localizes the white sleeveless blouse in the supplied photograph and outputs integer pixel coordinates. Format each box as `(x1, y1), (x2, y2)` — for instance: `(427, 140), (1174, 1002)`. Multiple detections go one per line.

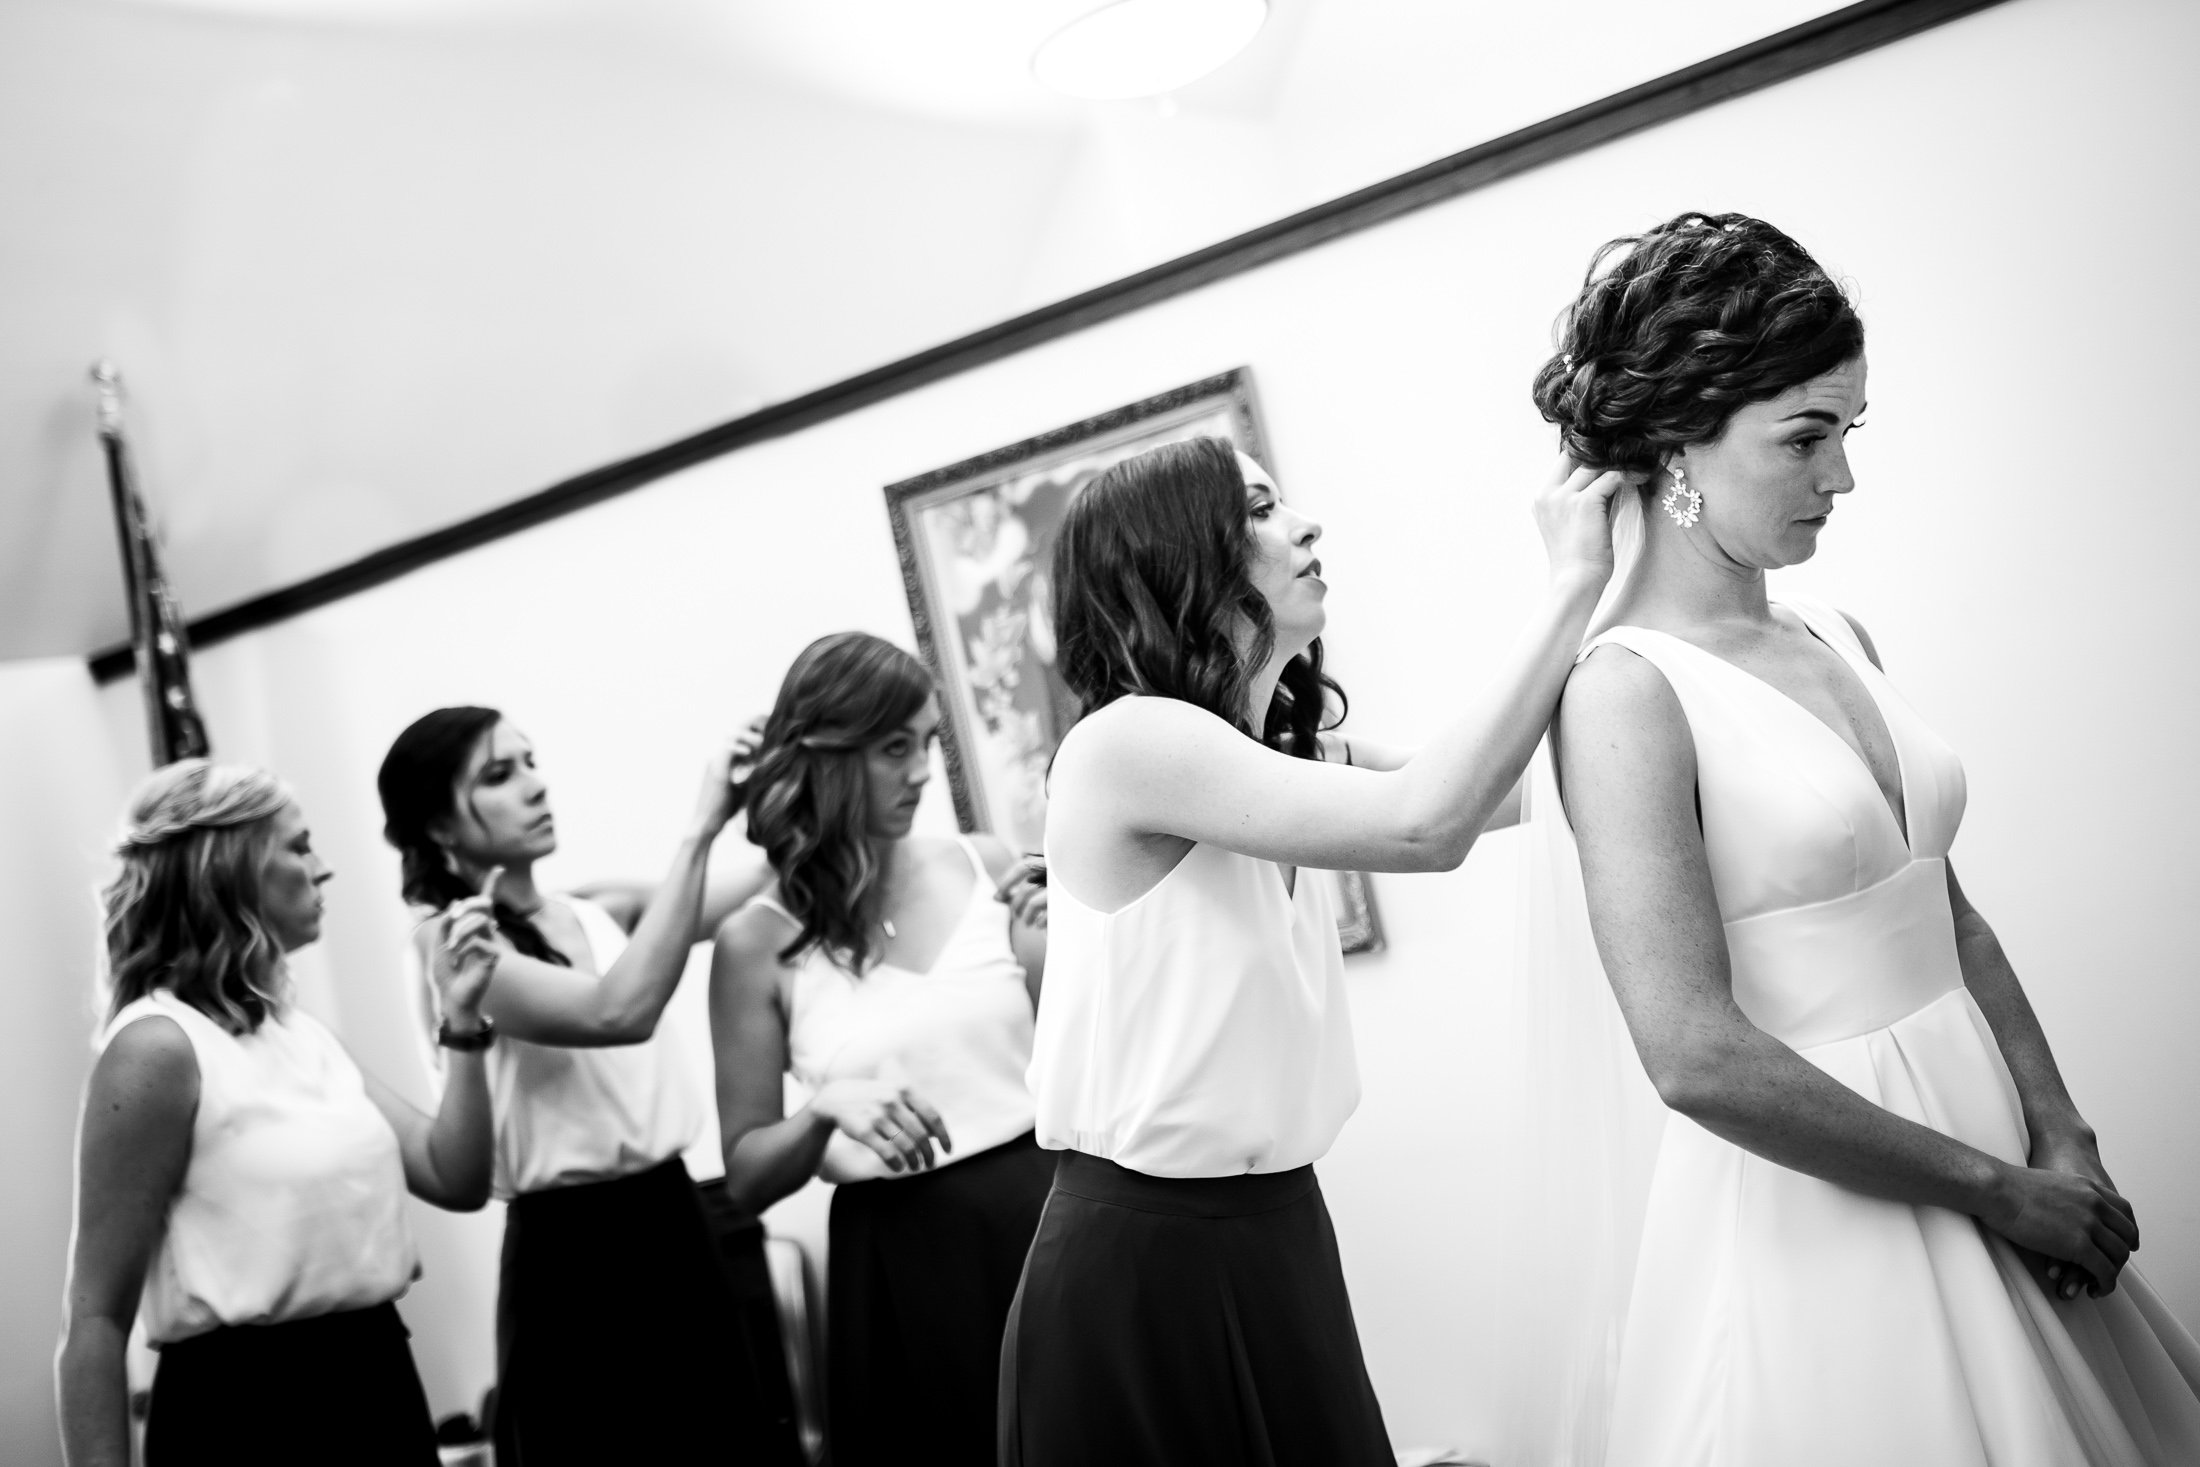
(759, 838), (1036, 1184)
(417, 896), (707, 1199)
(1028, 839), (1361, 1179)
(105, 991), (420, 1346)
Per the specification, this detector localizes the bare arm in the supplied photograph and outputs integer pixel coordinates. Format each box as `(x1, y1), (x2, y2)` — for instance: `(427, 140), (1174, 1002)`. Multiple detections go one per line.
(1054, 459), (1624, 877)
(972, 835), (1047, 1006)
(1557, 646), (2137, 1287)
(461, 744), (746, 1047)
(708, 907), (951, 1214)
(571, 849), (775, 944)
(364, 896), (499, 1209)
(57, 1018), (196, 1467)
(1320, 731), (1525, 833)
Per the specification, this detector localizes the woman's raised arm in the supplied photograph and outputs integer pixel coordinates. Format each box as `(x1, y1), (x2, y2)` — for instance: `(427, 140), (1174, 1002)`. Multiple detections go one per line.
(1058, 460), (1627, 875)
(447, 742), (745, 1047)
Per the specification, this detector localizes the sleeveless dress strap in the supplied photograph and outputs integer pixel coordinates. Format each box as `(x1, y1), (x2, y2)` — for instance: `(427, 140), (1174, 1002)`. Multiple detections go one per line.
(953, 834), (992, 888)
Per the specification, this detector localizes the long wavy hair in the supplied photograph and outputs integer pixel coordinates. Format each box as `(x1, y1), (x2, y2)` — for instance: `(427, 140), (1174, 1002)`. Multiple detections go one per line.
(103, 759), (294, 1034)
(744, 632), (935, 973)
(1050, 435), (1345, 756)
(376, 706), (570, 967)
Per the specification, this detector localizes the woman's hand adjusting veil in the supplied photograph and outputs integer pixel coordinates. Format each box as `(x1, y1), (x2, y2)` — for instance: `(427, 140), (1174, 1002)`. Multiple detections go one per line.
(1534, 453), (1637, 589)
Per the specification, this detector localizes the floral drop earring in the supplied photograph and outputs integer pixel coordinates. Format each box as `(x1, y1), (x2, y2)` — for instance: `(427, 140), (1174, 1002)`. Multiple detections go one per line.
(1662, 463), (1702, 529)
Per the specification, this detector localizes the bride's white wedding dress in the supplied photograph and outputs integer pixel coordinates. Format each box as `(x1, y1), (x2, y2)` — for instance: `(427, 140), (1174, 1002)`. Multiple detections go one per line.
(1571, 595), (2200, 1466)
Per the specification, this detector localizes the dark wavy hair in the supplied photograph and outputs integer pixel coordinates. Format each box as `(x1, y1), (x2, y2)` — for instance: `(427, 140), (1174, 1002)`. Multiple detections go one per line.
(1050, 435), (1345, 757)
(103, 760), (293, 1034)
(744, 632), (935, 973)
(1531, 211), (1865, 472)
(376, 706), (570, 967)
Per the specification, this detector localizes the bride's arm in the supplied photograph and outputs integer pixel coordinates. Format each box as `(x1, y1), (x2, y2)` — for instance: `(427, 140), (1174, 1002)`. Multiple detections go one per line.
(1945, 863), (2119, 1295)
(1841, 614), (2116, 1294)
(1556, 645), (2139, 1292)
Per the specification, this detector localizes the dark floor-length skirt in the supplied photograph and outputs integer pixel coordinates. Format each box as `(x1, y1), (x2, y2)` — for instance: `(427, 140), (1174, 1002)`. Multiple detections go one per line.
(828, 1129), (1055, 1466)
(146, 1301), (437, 1466)
(495, 1156), (782, 1466)
(694, 1178), (810, 1466)
(998, 1152), (1393, 1467)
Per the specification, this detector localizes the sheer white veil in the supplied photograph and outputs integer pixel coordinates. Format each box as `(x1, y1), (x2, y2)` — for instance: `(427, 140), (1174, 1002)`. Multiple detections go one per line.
(1495, 485), (1670, 1464)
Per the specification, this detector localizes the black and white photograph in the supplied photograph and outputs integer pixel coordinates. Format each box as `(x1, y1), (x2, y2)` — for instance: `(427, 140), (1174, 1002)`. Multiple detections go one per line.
(5, 2), (2197, 1465)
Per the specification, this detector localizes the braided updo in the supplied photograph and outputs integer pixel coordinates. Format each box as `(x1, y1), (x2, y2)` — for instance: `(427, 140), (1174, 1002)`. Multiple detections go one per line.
(1531, 212), (1864, 472)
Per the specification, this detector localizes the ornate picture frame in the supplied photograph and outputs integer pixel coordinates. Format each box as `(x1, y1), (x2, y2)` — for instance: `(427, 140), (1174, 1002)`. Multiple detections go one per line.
(883, 367), (1383, 954)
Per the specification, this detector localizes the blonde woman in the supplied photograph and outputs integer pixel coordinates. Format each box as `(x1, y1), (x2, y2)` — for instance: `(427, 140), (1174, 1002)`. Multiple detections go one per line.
(57, 760), (495, 1467)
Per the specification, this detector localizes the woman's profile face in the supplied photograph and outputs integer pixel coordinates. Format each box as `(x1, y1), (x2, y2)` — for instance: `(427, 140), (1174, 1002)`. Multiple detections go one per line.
(1237, 451), (1327, 653)
(1672, 355), (1867, 569)
(862, 694), (940, 841)
(259, 799), (332, 953)
(437, 719), (557, 869)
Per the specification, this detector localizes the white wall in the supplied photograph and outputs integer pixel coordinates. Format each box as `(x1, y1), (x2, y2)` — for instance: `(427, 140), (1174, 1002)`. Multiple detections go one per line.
(65, 0), (2200, 1457)
(0, 663), (129, 1467)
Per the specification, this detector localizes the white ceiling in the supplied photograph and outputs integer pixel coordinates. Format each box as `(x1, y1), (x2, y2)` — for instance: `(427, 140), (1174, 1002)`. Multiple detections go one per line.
(0, 0), (1845, 660)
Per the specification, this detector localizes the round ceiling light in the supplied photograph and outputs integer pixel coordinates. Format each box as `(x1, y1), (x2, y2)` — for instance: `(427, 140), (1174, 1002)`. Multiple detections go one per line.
(1032, 0), (1269, 101)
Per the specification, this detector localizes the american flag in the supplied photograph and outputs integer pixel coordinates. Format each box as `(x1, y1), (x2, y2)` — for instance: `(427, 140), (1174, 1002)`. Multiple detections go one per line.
(93, 362), (210, 767)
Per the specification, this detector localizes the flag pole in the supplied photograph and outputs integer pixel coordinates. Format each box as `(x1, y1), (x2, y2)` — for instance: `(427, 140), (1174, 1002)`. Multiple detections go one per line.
(92, 361), (211, 767)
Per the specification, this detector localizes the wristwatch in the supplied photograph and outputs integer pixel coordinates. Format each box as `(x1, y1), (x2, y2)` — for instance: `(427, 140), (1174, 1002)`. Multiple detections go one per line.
(437, 1015), (497, 1052)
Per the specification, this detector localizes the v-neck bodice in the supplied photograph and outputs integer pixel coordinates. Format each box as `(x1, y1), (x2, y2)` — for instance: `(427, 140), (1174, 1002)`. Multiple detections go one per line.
(1582, 596), (1967, 925)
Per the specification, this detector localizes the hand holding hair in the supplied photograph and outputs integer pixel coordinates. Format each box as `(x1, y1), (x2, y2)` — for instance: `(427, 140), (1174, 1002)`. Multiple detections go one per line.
(433, 864), (504, 1029)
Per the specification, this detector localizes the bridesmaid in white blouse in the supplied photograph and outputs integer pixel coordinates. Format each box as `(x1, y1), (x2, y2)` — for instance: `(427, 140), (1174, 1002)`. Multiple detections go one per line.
(711, 631), (1049, 1467)
(1003, 436), (1622, 1465)
(57, 759), (495, 1467)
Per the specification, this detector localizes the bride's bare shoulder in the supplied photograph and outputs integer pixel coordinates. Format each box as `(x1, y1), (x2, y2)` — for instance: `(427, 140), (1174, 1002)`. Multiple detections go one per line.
(1556, 644), (1692, 772)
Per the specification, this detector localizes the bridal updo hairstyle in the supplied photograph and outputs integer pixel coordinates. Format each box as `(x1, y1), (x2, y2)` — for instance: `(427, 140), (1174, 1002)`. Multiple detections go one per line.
(743, 631), (936, 972)
(377, 706), (570, 967)
(103, 759), (293, 1033)
(1531, 211), (1865, 472)
(1049, 435), (1344, 758)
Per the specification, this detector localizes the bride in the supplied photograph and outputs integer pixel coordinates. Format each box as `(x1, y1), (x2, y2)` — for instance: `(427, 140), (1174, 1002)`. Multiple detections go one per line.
(1529, 210), (2200, 1464)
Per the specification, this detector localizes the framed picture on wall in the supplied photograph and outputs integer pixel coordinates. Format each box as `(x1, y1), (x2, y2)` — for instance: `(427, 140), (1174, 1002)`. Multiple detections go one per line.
(883, 367), (1383, 954)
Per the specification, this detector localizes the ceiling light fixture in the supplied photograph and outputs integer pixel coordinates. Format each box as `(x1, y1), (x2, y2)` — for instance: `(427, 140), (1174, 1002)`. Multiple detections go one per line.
(1032, 0), (1268, 101)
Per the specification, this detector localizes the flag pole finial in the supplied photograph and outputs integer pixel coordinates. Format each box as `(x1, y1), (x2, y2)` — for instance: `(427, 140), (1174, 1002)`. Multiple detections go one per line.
(91, 360), (124, 439)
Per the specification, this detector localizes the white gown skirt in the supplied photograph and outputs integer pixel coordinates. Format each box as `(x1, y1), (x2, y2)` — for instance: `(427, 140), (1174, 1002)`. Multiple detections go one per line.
(1607, 872), (2200, 1467)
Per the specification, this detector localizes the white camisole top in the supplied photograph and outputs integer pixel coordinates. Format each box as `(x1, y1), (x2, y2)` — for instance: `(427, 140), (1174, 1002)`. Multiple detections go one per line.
(418, 896), (707, 1199)
(106, 990), (421, 1346)
(1028, 838), (1362, 1179)
(756, 838), (1036, 1184)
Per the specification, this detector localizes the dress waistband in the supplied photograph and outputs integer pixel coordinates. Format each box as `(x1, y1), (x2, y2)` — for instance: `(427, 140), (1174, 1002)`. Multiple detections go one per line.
(506, 1155), (692, 1218)
(1051, 1151), (1317, 1218)
(1724, 857), (1965, 1050)
(157, 1299), (408, 1357)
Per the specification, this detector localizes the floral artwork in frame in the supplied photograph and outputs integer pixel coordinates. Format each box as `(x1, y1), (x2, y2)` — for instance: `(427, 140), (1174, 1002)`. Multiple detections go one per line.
(883, 367), (1383, 954)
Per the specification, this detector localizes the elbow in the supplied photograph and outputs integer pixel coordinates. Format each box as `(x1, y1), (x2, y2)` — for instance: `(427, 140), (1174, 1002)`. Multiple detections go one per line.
(1642, 1043), (1740, 1122)
(591, 1005), (660, 1046)
(1396, 820), (1475, 873)
(720, 1165), (773, 1217)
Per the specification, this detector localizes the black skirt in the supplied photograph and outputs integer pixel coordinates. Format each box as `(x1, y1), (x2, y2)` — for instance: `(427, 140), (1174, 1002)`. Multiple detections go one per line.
(145, 1301), (437, 1466)
(997, 1152), (1393, 1467)
(495, 1156), (780, 1466)
(828, 1129), (1055, 1466)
